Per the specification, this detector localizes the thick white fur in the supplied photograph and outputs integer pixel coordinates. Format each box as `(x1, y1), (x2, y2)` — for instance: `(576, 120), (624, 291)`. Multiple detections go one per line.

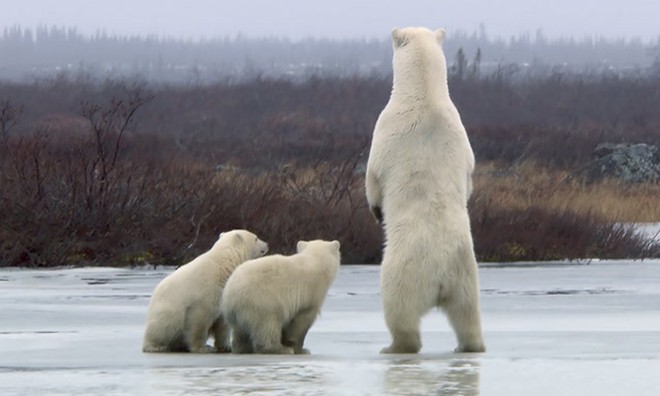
(142, 229), (268, 353)
(365, 27), (485, 353)
(221, 240), (341, 354)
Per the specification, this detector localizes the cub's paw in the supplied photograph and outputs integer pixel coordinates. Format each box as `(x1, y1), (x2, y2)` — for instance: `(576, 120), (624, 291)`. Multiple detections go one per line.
(189, 345), (216, 353)
(215, 345), (232, 353)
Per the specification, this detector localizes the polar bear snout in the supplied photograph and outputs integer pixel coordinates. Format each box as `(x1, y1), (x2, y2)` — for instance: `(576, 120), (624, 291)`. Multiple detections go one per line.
(250, 236), (268, 259)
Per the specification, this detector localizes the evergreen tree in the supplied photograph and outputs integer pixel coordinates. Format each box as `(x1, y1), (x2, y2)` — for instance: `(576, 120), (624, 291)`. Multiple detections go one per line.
(470, 48), (482, 79)
(452, 47), (467, 80)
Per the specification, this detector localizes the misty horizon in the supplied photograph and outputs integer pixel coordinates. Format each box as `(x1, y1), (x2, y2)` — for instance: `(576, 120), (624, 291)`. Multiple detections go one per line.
(2, 23), (659, 45)
(1, 23), (657, 84)
(3, 0), (660, 43)
(2, 1), (660, 84)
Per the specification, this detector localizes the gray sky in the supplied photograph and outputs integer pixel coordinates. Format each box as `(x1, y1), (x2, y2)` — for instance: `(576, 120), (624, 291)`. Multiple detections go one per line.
(2, 0), (659, 42)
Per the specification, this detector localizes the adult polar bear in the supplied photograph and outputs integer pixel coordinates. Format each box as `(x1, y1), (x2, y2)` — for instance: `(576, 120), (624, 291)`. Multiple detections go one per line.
(142, 229), (268, 353)
(366, 27), (485, 353)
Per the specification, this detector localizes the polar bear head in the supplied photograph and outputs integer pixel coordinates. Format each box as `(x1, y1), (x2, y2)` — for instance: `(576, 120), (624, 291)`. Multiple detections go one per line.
(214, 229), (268, 260)
(390, 27), (448, 95)
(296, 239), (341, 262)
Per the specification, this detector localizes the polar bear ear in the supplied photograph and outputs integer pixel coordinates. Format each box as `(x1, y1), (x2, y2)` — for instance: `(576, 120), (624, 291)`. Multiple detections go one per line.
(233, 233), (244, 245)
(297, 241), (308, 252)
(435, 28), (446, 44)
(391, 27), (408, 48)
(332, 240), (340, 251)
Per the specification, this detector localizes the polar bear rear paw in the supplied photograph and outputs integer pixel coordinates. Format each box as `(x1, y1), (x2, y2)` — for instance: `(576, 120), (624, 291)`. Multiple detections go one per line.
(380, 343), (421, 354)
(454, 341), (486, 353)
(255, 345), (294, 355)
(142, 344), (169, 353)
(189, 344), (216, 353)
(215, 345), (232, 353)
(381, 330), (422, 354)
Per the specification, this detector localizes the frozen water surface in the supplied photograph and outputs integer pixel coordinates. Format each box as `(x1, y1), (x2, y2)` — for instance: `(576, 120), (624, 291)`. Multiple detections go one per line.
(1, 261), (660, 395)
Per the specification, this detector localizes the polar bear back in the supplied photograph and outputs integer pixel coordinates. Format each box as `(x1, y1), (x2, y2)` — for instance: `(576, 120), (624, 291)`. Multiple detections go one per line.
(368, 27), (475, 213)
(151, 232), (263, 305)
(222, 240), (341, 323)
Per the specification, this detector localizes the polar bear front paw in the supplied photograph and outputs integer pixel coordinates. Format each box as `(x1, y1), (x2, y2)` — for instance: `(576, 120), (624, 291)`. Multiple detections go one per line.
(215, 345), (232, 353)
(189, 344), (216, 353)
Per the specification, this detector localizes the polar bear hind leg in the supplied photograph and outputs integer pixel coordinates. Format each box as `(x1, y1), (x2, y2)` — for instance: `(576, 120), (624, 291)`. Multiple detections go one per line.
(251, 316), (294, 354)
(380, 303), (423, 353)
(282, 307), (318, 354)
(380, 269), (425, 353)
(230, 327), (254, 354)
(183, 305), (215, 353)
(442, 281), (485, 353)
(209, 316), (231, 353)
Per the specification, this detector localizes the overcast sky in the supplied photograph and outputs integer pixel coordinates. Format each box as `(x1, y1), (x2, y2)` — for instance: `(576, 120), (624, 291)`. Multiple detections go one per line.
(2, 0), (659, 42)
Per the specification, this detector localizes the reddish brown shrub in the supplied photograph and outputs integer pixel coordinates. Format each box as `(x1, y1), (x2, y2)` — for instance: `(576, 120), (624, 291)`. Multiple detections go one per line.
(470, 201), (658, 262)
(2, 74), (659, 267)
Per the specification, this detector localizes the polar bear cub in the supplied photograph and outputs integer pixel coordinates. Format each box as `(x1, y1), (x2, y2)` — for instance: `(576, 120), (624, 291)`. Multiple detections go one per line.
(221, 239), (341, 354)
(142, 229), (268, 353)
(365, 27), (485, 353)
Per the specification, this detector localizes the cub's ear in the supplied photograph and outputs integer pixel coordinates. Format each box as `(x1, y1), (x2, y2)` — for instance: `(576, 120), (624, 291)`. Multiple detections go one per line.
(297, 241), (308, 252)
(233, 233), (244, 245)
(332, 240), (341, 251)
(435, 28), (446, 44)
(391, 27), (408, 48)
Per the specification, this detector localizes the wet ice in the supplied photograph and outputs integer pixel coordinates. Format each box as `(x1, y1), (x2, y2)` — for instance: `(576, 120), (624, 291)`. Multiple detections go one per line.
(1, 261), (660, 395)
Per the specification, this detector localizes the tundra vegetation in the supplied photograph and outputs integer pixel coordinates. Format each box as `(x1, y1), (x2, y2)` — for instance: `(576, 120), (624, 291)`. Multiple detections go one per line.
(1, 65), (659, 267)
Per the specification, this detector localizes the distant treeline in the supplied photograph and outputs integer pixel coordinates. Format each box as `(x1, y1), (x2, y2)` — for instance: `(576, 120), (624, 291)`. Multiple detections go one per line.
(1, 25), (659, 83)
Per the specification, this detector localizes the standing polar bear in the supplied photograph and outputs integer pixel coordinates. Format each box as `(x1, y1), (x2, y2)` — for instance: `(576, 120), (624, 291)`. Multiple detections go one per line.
(221, 239), (341, 354)
(142, 229), (268, 353)
(365, 27), (485, 353)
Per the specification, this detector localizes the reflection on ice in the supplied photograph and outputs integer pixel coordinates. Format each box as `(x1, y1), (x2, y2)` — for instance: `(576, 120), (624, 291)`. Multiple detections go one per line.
(384, 358), (480, 396)
(142, 357), (481, 396)
(147, 364), (332, 395)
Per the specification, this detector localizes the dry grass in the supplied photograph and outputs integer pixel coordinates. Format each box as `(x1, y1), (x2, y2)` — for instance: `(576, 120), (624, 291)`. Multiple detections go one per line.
(469, 160), (659, 261)
(473, 161), (660, 223)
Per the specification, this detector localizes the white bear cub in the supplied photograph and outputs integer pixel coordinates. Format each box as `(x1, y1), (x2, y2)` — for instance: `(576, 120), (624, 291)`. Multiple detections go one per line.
(221, 239), (341, 354)
(142, 229), (268, 353)
(365, 27), (485, 353)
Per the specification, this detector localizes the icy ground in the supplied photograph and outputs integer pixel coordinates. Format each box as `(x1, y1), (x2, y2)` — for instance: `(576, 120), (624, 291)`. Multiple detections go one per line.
(635, 222), (660, 242)
(1, 260), (660, 395)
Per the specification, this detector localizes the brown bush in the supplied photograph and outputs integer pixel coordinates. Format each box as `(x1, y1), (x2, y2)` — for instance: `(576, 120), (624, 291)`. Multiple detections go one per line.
(470, 203), (656, 262)
(1, 126), (656, 266)
(1, 74), (659, 267)
(0, 113), (382, 266)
